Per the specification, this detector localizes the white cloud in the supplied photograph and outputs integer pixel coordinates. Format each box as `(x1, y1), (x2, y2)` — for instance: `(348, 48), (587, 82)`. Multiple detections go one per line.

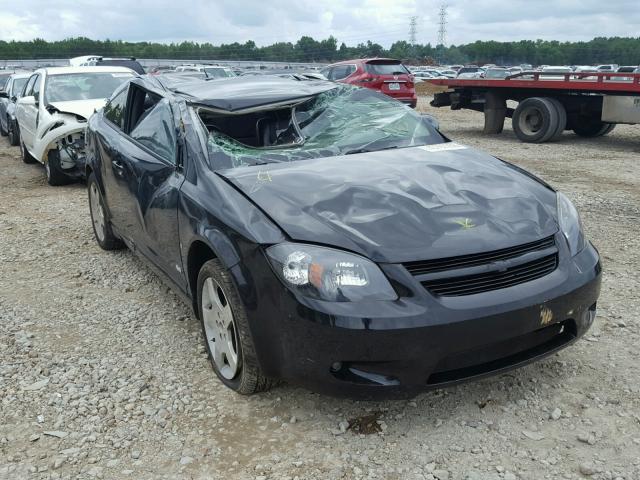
(0, 0), (637, 47)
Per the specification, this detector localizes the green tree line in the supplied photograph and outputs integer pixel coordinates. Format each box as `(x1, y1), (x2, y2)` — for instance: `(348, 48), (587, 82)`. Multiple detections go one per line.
(0, 36), (638, 66)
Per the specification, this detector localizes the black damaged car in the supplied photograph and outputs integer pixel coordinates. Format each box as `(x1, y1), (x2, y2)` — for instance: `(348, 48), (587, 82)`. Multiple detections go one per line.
(85, 75), (601, 397)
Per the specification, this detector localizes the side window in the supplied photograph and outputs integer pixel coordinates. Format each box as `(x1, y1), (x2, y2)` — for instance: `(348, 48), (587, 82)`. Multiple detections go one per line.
(345, 65), (356, 77)
(32, 75), (41, 102)
(104, 87), (128, 130)
(23, 75), (37, 97)
(128, 92), (176, 164)
(332, 66), (350, 81)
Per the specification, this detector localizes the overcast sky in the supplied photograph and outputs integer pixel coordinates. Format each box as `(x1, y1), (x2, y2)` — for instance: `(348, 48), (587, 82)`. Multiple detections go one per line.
(0, 0), (638, 47)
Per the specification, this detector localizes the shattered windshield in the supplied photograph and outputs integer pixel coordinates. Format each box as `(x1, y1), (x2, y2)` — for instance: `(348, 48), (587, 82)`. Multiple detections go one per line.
(45, 72), (135, 103)
(204, 85), (443, 170)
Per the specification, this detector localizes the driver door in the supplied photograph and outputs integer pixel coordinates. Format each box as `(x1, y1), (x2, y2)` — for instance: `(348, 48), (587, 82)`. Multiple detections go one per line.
(16, 73), (40, 150)
(109, 84), (187, 290)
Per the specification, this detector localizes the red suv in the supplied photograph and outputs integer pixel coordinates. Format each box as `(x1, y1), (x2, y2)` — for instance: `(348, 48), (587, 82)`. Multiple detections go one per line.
(322, 58), (417, 108)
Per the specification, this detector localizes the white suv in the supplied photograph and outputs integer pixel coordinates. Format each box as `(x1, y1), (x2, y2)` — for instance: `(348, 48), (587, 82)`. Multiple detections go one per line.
(15, 66), (135, 185)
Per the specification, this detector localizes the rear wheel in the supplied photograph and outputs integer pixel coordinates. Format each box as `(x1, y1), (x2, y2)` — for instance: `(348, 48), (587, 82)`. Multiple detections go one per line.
(512, 97), (559, 143)
(8, 119), (19, 146)
(19, 130), (38, 164)
(197, 259), (275, 395)
(87, 172), (124, 250)
(45, 150), (73, 186)
(546, 98), (567, 141)
(573, 119), (616, 137)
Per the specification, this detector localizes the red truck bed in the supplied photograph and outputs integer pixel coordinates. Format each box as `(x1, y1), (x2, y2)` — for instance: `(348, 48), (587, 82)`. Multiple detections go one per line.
(428, 72), (640, 95)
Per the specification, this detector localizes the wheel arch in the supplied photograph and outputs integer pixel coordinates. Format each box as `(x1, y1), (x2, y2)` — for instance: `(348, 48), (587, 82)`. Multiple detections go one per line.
(186, 225), (247, 314)
(187, 240), (217, 313)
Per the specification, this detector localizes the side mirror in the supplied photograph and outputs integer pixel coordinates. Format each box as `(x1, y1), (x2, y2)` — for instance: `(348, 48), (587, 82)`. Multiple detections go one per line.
(18, 95), (36, 106)
(11, 96), (17, 103)
(421, 114), (440, 131)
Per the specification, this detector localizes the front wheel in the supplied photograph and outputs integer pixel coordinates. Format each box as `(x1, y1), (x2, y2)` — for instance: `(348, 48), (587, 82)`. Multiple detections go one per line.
(87, 172), (124, 250)
(197, 259), (275, 395)
(45, 150), (73, 186)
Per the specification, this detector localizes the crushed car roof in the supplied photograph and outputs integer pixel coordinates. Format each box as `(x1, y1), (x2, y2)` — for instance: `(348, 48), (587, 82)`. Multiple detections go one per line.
(157, 76), (338, 112)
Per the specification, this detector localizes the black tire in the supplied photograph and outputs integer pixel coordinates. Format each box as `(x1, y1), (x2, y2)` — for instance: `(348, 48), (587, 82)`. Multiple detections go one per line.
(0, 118), (7, 136)
(197, 259), (275, 395)
(45, 150), (73, 186)
(19, 130), (38, 164)
(573, 118), (615, 137)
(512, 97), (559, 143)
(546, 98), (567, 141)
(8, 119), (19, 146)
(87, 172), (125, 250)
(599, 123), (616, 136)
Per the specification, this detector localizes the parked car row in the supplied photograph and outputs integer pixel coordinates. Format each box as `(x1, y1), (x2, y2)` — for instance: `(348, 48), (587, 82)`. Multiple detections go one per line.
(0, 72), (31, 145)
(1, 69), (601, 398)
(428, 63), (640, 80)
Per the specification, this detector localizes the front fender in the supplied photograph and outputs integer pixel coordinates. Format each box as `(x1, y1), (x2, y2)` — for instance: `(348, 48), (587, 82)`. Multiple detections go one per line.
(33, 113), (86, 162)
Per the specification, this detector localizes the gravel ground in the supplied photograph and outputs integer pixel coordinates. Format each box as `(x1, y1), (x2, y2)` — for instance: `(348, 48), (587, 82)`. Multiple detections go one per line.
(1, 99), (639, 480)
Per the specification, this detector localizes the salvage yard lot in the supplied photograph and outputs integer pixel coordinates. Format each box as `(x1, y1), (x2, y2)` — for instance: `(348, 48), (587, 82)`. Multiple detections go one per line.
(1, 97), (639, 480)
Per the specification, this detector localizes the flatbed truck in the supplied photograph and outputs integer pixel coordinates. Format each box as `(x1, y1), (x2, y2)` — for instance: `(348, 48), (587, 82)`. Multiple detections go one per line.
(428, 72), (640, 143)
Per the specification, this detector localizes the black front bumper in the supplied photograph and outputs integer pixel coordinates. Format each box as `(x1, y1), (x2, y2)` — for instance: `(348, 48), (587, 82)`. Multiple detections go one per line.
(237, 238), (601, 398)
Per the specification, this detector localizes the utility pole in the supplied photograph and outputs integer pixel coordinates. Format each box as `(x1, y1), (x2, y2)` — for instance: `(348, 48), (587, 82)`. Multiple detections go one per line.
(437, 4), (448, 65)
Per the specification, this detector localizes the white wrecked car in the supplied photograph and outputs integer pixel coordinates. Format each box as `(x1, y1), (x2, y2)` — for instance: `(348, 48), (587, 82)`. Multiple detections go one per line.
(15, 66), (135, 185)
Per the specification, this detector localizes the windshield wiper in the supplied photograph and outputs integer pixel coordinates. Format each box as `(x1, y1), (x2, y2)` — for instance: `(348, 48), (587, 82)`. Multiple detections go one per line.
(344, 145), (399, 155)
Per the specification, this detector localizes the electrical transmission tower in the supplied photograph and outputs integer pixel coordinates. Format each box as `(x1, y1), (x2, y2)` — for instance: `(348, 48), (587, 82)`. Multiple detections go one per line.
(409, 16), (418, 45)
(437, 4), (448, 64)
(437, 4), (447, 47)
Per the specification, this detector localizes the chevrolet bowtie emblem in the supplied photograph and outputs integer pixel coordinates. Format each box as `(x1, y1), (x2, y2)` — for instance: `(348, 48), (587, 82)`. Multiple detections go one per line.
(454, 218), (475, 229)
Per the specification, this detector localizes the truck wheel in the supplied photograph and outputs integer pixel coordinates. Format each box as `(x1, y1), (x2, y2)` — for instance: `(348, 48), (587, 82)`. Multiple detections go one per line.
(45, 150), (73, 186)
(0, 119), (7, 136)
(197, 259), (276, 395)
(599, 124), (616, 136)
(573, 120), (615, 137)
(546, 98), (567, 141)
(512, 97), (559, 143)
(87, 172), (124, 250)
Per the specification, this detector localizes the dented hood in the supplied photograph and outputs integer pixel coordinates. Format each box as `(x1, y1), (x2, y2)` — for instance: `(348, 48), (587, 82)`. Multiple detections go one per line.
(47, 99), (107, 120)
(218, 144), (559, 263)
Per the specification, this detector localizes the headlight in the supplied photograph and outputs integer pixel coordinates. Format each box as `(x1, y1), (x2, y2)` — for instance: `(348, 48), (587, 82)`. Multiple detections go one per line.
(557, 192), (587, 256)
(266, 243), (397, 302)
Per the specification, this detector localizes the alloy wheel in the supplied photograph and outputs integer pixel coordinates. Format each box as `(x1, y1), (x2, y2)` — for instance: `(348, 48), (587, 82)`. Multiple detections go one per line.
(89, 183), (106, 242)
(201, 277), (240, 380)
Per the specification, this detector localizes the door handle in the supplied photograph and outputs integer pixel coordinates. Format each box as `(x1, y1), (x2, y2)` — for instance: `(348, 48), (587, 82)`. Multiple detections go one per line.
(112, 158), (126, 177)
